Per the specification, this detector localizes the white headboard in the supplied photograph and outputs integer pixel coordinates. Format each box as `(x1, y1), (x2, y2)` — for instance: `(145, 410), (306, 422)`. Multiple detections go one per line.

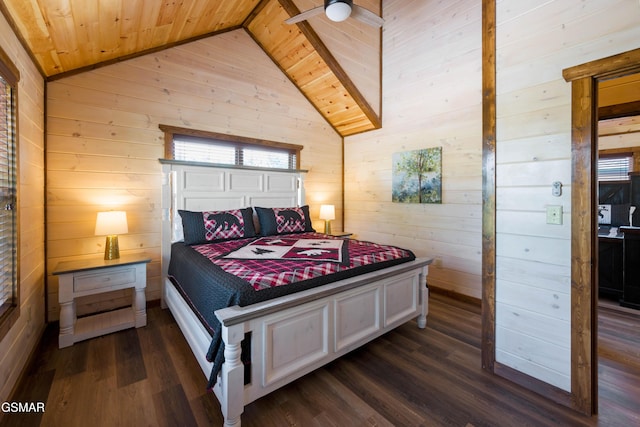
(159, 160), (307, 296)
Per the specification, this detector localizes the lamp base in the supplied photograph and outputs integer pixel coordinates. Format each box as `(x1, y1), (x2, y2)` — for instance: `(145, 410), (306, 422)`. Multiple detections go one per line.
(104, 235), (120, 260)
(324, 221), (332, 235)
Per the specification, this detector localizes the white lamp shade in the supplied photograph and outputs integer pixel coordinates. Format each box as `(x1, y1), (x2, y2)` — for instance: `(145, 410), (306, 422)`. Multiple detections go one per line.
(319, 204), (336, 221)
(325, 2), (351, 21)
(95, 211), (128, 236)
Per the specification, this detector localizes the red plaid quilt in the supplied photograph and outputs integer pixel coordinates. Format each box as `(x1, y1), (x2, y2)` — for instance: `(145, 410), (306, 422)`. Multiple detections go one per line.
(193, 232), (414, 291)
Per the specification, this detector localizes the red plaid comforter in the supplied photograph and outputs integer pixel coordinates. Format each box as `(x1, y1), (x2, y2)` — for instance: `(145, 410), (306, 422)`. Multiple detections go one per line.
(193, 232), (414, 291)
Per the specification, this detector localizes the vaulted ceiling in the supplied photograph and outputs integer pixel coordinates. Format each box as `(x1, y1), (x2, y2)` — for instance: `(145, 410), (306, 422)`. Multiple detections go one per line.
(0, 0), (382, 136)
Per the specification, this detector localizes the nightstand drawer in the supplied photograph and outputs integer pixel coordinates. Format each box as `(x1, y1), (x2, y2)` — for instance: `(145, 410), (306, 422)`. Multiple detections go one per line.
(73, 266), (137, 293)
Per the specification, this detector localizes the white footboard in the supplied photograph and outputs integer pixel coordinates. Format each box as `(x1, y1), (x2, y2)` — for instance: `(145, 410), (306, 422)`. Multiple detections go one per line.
(213, 259), (430, 426)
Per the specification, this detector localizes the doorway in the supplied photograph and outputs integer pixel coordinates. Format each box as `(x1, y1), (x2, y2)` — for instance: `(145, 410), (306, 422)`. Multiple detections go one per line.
(597, 73), (640, 312)
(563, 48), (640, 415)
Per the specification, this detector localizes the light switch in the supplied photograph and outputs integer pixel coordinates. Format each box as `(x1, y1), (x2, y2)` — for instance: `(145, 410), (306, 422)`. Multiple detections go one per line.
(546, 205), (563, 225)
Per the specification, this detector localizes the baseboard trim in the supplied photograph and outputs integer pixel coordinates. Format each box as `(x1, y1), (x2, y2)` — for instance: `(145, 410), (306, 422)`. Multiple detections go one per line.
(494, 361), (573, 409)
(429, 286), (481, 307)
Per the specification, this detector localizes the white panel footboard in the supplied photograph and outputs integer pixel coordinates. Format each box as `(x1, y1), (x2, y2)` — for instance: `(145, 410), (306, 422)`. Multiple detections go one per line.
(335, 286), (381, 352)
(262, 301), (330, 386)
(165, 259), (430, 427)
(385, 272), (419, 326)
(213, 260), (431, 426)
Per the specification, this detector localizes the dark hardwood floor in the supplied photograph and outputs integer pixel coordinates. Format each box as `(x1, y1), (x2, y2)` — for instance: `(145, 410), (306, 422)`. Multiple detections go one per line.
(2, 293), (639, 426)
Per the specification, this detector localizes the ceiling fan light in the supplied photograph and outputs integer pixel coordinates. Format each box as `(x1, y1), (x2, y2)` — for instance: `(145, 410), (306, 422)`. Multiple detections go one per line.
(325, 2), (352, 22)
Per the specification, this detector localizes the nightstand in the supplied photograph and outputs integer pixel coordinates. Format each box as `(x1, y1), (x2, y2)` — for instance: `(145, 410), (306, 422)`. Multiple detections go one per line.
(53, 253), (151, 348)
(329, 231), (353, 238)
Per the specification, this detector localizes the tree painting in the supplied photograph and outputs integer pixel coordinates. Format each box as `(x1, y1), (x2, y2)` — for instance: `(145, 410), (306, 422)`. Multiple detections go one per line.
(392, 147), (442, 203)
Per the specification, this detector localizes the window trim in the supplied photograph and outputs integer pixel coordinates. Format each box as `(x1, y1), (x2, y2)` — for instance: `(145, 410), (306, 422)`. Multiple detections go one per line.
(0, 44), (20, 343)
(160, 124), (303, 170)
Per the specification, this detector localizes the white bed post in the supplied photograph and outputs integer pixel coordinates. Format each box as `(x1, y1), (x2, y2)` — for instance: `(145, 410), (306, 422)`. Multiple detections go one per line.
(297, 174), (305, 207)
(417, 265), (429, 329)
(220, 323), (245, 426)
(160, 163), (173, 309)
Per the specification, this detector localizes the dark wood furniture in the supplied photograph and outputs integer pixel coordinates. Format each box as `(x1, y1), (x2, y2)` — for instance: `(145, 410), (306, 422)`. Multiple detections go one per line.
(620, 226), (640, 309)
(598, 232), (623, 299)
(599, 226), (640, 309)
(597, 173), (640, 309)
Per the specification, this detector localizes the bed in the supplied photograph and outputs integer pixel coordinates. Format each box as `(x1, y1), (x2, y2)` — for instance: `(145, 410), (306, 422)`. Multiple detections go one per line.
(160, 160), (432, 426)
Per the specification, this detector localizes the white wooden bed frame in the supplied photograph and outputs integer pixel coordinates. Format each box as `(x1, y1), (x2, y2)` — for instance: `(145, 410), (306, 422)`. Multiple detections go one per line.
(160, 160), (431, 426)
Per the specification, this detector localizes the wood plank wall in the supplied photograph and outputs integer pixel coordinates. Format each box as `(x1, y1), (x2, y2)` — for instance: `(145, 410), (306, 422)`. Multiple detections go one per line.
(292, 0), (381, 118)
(599, 74), (640, 106)
(598, 74), (640, 150)
(599, 115), (640, 151)
(494, 0), (640, 391)
(0, 12), (46, 402)
(344, 0), (483, 298)
(46, 29), (343, 321)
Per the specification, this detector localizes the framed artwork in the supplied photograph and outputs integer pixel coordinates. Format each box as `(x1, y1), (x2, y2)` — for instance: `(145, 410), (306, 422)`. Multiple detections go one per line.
(392, 147), (442, 204)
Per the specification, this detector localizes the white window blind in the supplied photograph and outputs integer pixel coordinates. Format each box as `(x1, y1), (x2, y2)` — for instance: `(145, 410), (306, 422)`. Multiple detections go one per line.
(173, 138), (236, 164)
(0, 74), (16, 314)
(598, 155), (632, 181)
(173, 135), (296, 170)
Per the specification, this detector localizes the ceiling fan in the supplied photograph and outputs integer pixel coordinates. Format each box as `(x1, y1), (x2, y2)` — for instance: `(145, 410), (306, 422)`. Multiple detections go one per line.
(285, 0), (384, 28)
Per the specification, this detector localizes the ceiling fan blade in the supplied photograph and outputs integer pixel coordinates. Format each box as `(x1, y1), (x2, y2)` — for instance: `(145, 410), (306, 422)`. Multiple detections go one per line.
(285, 6), (324, 24)
(351, 4), (384, 27)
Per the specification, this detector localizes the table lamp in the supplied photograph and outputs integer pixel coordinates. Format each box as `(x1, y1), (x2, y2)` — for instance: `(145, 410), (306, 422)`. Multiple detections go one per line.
(319, 204), (335, 234)
(95, 211), (128, 260)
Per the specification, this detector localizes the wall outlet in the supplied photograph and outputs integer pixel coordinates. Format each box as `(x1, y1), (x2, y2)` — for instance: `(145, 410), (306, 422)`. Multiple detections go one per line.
(546, 205), (563, 225)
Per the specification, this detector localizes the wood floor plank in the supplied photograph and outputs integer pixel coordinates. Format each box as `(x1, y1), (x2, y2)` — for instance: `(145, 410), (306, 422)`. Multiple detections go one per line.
(1, 370), (54, 427)
(2, 293), (639, 426)
(189, 392), (225, 426)
(39, 371), (80, 425)
(115, 379), (160, 427)
(56, 340), (89, 379)
(326, 356), (429, 426)
(153, 384), (198, 427)
(86, 333), (117, 382)
(161, 319), (213, 400)
(312, 370), (396, 427)
(115, 328), (147, 388)
(137, 321), (181, 392)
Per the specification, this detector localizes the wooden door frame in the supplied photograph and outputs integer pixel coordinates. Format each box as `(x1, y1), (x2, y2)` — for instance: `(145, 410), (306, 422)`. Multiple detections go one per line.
(480, 0), (496, 375)
(562, 48), (640, 415)
(482, 0), (640, 415)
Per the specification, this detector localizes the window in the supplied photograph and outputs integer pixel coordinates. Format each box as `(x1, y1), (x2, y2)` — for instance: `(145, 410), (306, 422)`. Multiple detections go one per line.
(160, 125), (302, 170)
(598, 154), (632, 181)
(0, 46), (19, 338)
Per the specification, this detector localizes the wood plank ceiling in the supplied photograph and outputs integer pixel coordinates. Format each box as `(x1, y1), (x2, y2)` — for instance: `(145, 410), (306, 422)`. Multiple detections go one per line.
(0, 0), (381, 136)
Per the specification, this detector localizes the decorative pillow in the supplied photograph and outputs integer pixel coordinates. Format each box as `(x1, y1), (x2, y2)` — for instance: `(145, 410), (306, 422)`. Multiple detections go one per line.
(255, 206), (314, 236)
(178, 208), (256, 245)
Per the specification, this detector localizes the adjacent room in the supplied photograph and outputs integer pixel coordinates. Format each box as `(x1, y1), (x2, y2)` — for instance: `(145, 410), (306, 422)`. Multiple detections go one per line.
(0, 0), (639, 425)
